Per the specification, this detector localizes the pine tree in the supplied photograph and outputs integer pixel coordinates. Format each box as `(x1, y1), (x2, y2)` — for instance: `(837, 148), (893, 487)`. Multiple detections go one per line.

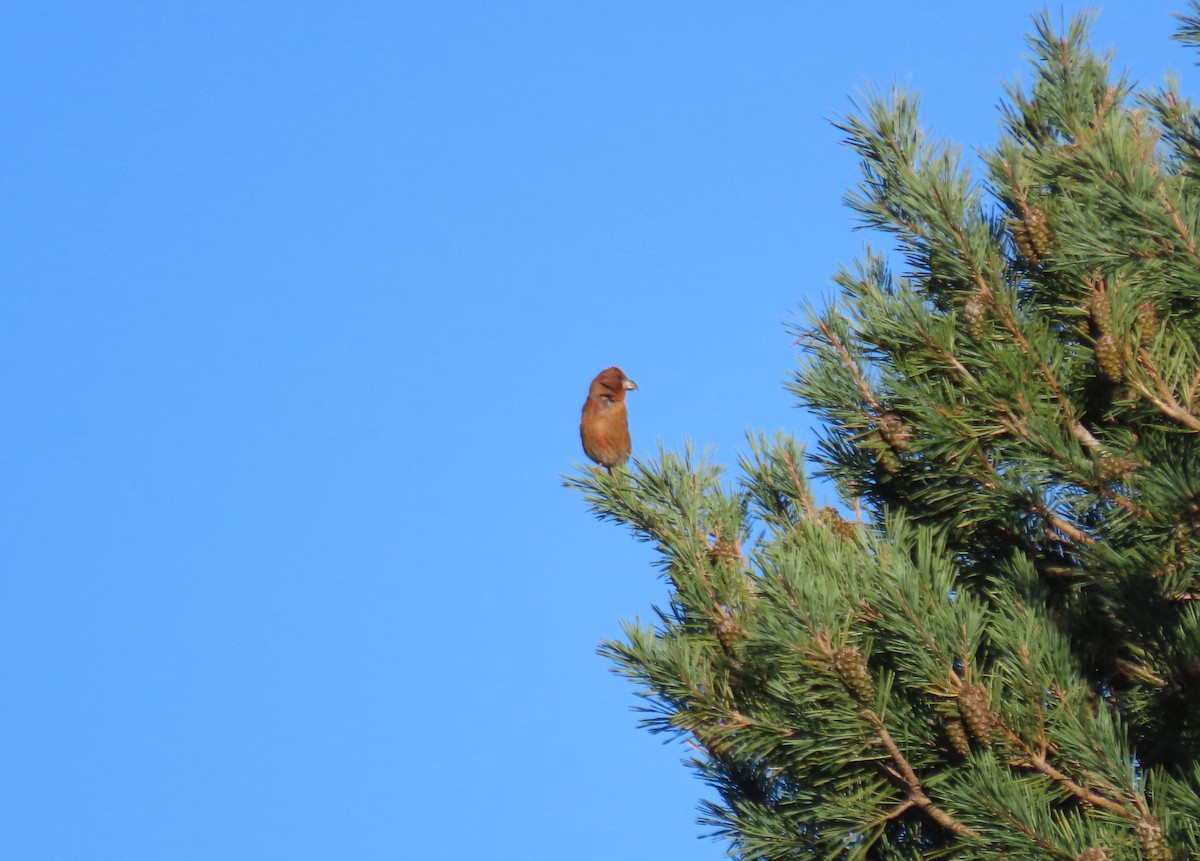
(568, 8), (1200, 859)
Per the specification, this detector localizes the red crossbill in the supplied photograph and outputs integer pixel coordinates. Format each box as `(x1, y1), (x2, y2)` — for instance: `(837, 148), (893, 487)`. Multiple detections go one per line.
(579, 367), (637, 472)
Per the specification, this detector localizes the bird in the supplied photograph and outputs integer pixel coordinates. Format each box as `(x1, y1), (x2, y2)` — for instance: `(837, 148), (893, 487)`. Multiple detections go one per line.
(580, 366), (638, 472)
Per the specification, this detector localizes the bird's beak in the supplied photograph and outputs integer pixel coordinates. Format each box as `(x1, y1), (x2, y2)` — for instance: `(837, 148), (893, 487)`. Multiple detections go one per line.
(624, 378), (638, 391)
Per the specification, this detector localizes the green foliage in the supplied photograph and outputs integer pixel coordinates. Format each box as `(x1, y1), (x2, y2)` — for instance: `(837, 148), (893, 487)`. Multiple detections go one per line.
(568, 7), (1200, 858)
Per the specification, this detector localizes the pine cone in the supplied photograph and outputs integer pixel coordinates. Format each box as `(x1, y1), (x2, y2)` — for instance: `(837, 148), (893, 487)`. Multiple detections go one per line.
(1012, 205), (1052, 264)
(1011, 219), (1038, 263)
(956, 684), (993, 746)
(963, 294), (987, 342)
(1099, 454), (1137, 482)
(877, 411), (912, 453)
(819, 507), (858, 540)
(1136, 301), (1160, 346)
(716, 615), (744, 661)
(1076, 849), (1110, 861)
(1136, 817), (1168, 861)
(1025, 206), (1052, 258)
(1089, 290), (1112, 337)
(945, 718), (972, 756)
(832, 645), (876, 702)
(710, 538), (742, 562)
(1095, 333), (1122, 383)
(876, 448), (902, 476)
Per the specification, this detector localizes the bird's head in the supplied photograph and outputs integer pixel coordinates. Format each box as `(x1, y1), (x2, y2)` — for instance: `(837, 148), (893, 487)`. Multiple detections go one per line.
(590, 367), (638, 400)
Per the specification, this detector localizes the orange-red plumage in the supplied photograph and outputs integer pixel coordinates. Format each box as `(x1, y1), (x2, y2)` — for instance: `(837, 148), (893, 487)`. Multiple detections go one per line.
(580, 366), (637, 472)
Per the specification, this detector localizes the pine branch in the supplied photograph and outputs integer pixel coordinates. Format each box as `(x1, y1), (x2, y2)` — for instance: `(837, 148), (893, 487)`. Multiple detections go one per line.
(869, 710), (979, 838)
(579, 9), (1200, 857)
(994, 716), (1137, 820)
(815, 634), (979, 839)
(1131, 354), (1200, 431)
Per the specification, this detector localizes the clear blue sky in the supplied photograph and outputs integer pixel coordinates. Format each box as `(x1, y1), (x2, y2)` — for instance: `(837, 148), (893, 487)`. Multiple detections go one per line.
(1, 2), (1187, 859)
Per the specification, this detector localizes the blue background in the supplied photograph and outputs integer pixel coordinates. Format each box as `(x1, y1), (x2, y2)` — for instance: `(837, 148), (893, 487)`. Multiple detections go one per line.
(2, 2), (1186, 858)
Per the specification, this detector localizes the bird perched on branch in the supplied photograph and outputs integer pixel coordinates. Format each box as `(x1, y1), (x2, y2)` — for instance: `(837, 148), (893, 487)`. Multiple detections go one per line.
(580, 366), (637, 472)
